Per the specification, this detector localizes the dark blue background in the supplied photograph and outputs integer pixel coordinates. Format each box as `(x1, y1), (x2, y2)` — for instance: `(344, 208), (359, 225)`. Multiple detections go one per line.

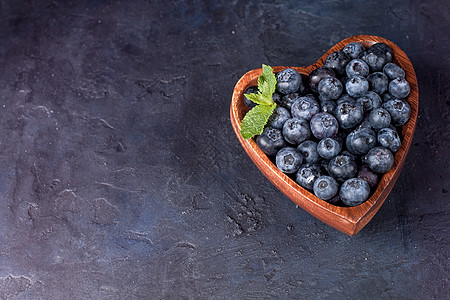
(0, 0), (448, 298)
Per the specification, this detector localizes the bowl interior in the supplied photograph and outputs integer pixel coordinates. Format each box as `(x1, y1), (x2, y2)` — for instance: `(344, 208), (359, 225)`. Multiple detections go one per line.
(230, 35), (418, 235)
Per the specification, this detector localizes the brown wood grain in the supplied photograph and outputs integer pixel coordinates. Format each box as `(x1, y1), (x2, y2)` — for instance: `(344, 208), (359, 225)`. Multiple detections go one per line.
(230, 35), (419, 236)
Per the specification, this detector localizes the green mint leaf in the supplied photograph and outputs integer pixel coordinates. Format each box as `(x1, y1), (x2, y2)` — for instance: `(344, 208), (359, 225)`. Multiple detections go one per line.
(240, 103), (277, 139)
(259, 81), (273, 105)
(259, 64), (277, 100)
(244, 92), (267, 106)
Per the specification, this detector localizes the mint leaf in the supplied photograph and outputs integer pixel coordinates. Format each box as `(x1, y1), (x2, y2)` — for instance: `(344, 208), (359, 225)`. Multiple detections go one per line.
(259, 64), (277, 103)
(244, 92), (267, 106)
(240, 103), (277, 139)
(240, 64), (278, 140)
(244, 64), (277, 106)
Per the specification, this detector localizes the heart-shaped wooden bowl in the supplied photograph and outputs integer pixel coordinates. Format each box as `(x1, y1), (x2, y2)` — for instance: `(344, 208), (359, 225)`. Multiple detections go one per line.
(230, 35), (418, 235)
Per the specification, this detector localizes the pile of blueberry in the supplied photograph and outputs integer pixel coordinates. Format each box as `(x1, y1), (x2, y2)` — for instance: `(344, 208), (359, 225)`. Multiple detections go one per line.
(244, 42), (411, 207)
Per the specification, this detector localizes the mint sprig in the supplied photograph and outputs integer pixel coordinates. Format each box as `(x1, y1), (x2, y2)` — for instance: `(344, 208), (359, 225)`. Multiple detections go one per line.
(240, 64), (277, 139)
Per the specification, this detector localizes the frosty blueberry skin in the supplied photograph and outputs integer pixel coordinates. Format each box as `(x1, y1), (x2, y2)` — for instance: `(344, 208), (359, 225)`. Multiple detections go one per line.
(308, 67), (337, 93)
(346, 59), (370, 78)
(295, 163), (321, 190)
(256, 127), (286, 156)
(361, 45), (390, 72)
(346, 127), (377, 156)
(345, 76), (369, 98)
(328, 155), (358, 182)
(383, 62), (405, 80)
(323, 51), (351, 76)
(291, 96), (320, 121)
(363, 146), (395, 174)
(297, 140), (320, 164)
(337, 93), (356, 105)
(317, 138), (341, 160)
(318, 77), (343, 100)
(381, 92), (395, 103)
(369, 107), (391, 130)
(382, 99), (411, 126)
(320, 100), (337, 114)
(368, 43), (393, 64)
(340, 178), (371, 206)
(313, 175), (339, 201)
(276, 68), (303, 95)
(334, 101), (364, 130)
(275, 147), (303, 174)
(268, 106), (291, 129)
(282, 117), (311, 145)
(279, 93), (301, 110)
(310, 112), (339, 139)
(377, 127), (401, 153)
(388, 77), (410, 99)
(357, 165), (379, 189)
(342, 42), (365, 59)
(367, 72), (389, 94)
(357, 93), (382, 113)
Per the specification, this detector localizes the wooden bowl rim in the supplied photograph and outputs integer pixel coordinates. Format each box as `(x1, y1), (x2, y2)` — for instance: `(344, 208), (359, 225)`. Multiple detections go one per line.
(230, 35), (418, 235)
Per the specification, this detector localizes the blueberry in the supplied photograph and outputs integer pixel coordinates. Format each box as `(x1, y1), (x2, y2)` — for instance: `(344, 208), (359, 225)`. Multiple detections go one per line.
(268, 106), (291, 129)
(357, 92), (382, 113)
(334, 101), (364, 130)
(383, 62), (405, 80)
(368, 43), (393, 63)
(327, 194), (343, 206)
(340, 178), (371, 206)
(357, 114), (372, 130)
(388, 77), (410, 99)
(328, 155), (358, 182)
(382, 99), (411, 126)
(317, 138), (341, 160)
(310, 112), (339, 139)
(276, 68), (303, 95)
(272, 92), (282, 105)
(313, 175), (339, 201)
(336, 94), (356, 105)
(256, 127), (286, 156)
(296, 163), (321, 190)
(279, 93), (301, 110)
(363, 146), (394, 174)
(367, 72), (389, 94)
(297, 140), (320, 164)
(369, 107), (391, 130)
(357, 165), (379, 189)
(381, 92), (395, 103)
(342, 42), (365, 59)
(291, 95), (320, 121)
(320, 100), (337, 114)
(283, 117), (311, 145)
(346, 59), (370, 77)
(346, 127), (377, 155)
(318, 93), (331, 102)
(276, 147), (303, 174)
(323, 51), (351, 76)
(308, 67), (337, 93)
(377, 127), (401, 152)
(360, 49), (388, 72)
(243, 86), (258, 108)
(340, 150), (358, 162)
(345, 76), (369, 98)
(333, 130), (346, 147)
(318, 77), (343, 100)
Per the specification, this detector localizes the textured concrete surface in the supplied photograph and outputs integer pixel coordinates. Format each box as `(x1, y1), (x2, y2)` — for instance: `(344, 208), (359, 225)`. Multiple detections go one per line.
(0, 0), (448, 299)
